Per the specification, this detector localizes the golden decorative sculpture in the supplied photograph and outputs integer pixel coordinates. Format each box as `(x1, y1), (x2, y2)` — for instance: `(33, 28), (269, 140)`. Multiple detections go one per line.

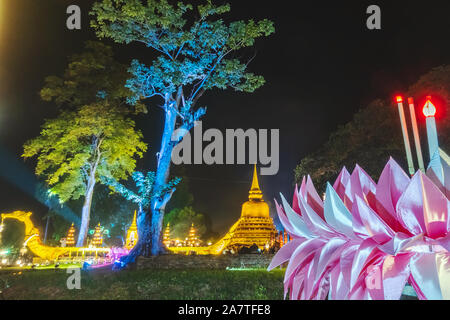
(0, 211), (110, 261)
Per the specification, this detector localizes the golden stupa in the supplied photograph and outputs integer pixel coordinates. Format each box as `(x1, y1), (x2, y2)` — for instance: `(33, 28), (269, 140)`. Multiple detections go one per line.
(226, 164), (277, 249)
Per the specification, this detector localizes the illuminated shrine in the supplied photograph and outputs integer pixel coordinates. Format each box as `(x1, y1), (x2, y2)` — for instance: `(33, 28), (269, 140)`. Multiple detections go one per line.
(186, 223), (201, 247)
(125, 210), (138, 250)
(168, 165), (278, 255)
(92, 223), (103, 247)
(223, 165), (277, 250)
(66, 223), (76, 246)
(163, 223), (171, 247)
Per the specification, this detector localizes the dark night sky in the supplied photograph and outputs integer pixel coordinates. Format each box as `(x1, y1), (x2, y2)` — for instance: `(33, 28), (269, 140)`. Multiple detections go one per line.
(0, 0), (449, 234)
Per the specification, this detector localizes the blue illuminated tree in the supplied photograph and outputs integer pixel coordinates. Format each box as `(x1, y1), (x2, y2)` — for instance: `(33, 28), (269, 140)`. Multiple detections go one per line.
(102, 171), (180, 261)
(91, 0), (274, 256)
(103, 171), (180, 213)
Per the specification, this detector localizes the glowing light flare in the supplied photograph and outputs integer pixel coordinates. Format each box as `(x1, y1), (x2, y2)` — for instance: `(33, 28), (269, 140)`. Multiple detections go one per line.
(396, 96), (403, 103)
(423, 96), (437, 117)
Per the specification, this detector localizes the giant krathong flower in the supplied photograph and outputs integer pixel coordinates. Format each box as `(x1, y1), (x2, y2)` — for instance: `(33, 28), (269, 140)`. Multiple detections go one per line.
(269, 157), (450, 300)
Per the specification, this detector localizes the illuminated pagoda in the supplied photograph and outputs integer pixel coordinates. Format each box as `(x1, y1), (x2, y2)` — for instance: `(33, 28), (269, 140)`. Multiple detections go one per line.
(125, 210), (138, 250)
(92, 223), (103, 247)
(163, 223), (171, 247)
(226, 165), (277, 250)
(167, 165), (278, 255)
(186, 223), (199, 247)
(66, 223), (76, 247)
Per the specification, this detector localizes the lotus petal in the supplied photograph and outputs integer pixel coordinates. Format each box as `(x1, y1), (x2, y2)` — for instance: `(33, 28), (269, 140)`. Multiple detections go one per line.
(271, 158), (449, 300)
(435, 253), (450, 300)
(300, 175), (325, 218)
(333, 166), (351, 204)
(420, 172), (449, 238)
(267, 238), (304, 271)
(280, 193), (314, 238)
(409, 253), (443, 300)
(375, 158), (411, 233)
(298, 192), (338, 239)
(396, 172), (427, 235)
(382, 253), (412, 300)
(324, 183), (355, 238)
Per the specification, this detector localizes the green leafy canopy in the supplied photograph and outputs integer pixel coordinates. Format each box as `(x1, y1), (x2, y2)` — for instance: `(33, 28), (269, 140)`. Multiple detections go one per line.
(23, 103), (147, 203)
(24, 41), (149, 204)
(90, 0), (275, 127)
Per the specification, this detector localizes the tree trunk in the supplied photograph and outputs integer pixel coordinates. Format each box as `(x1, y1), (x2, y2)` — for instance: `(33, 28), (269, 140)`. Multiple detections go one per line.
(149, 106), (177, 256)
(43, 216), (50, 245)
(118, 105), (177, 266)
(76, 137), (102, 247)
(76, 173), (96, 247)
(149, 200), (165, 256)
(120, 207), (152, 265)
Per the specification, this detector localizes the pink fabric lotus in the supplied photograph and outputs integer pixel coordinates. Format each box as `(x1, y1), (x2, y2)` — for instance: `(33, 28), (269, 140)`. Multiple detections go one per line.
(269, 157), (450, 300)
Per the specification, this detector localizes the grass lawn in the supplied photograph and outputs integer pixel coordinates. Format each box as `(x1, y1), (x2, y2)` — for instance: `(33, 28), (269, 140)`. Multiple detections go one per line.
(0, 268), (285, 300)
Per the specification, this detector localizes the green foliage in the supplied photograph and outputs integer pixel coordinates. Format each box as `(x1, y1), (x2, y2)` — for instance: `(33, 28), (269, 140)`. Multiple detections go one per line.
(40, 41), (146, 113)
(90, 0), (274, 129)
(295, 99), (404, 190)
(165, 178), (193, 212)
(48, 214), (71, 245)
(22, 103), (147, 203)
(294, 65), (450, 191)
(163, 206), (207, 239)
(42, 185), (137, 245)
(89, 185), (137, 242)
(102, 171), (181, 210)
(24, 42), (148, 205)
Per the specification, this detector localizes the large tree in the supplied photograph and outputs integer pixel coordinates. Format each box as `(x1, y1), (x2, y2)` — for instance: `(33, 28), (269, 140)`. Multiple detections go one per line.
(23, 42), (147, 246)
(23, 104), (147, 246)
(295, 65), (450, 191)
(90, 0), (275, 256)
(102, 171), (180, 263)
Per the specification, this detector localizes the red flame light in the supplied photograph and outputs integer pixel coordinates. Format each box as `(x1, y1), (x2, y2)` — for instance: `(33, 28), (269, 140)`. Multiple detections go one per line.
(423, 96), (437, 117)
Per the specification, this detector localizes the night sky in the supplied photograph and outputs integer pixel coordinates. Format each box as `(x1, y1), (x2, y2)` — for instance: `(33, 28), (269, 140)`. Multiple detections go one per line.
(0, 0), (449, 234)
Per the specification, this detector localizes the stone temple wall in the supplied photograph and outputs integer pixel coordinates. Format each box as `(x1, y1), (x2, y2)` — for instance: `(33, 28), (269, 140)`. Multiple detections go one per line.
(136, 254), (275, 270)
